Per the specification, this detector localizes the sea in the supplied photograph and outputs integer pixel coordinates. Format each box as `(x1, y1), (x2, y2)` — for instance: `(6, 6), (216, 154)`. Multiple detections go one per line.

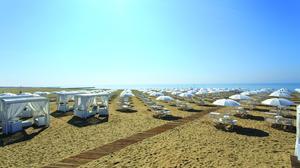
(96, 83), (300, 90)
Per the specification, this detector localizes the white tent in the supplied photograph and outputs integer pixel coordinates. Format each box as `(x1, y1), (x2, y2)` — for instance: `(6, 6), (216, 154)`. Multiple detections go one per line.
(0, 93), (16, 97)
(229, 94), (251, 100)
(74, 93), (109, 119)
(0, 97), (50, 134)
(295, 105), (300, 160)
(55, 91), (80, 112)
(0, 94), (38, 120)
(213, 99), (240, 107)
(261, 98), (295, 107)
(156, 96), (174, 102)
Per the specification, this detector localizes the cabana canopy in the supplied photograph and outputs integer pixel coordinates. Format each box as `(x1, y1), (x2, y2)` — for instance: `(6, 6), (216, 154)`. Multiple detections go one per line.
(0, 97), (50, 134)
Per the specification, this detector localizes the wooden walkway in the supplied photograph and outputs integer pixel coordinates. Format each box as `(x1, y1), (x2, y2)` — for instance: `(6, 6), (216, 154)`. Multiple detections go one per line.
(44, 109), (215, 168)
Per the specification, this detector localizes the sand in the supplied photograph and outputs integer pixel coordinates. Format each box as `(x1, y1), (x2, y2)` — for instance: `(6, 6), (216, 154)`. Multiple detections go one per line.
(0, 90), (298, 168)
(80, 104), (296, 168)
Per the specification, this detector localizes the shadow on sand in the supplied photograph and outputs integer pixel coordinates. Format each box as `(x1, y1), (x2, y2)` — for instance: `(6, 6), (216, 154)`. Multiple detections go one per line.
(184, 109), (203, 113)
(154, 115), (183, 121)
(51, 110), (74, 118)
(116, 109), (138, 113)
(233, 126), (269, 137)
(0, 127), (47, 146)
(271, 124), (296, 133)
(244, 108), (270, 112)
(67, 116), (108, 128)
(234, 114), (265, 121)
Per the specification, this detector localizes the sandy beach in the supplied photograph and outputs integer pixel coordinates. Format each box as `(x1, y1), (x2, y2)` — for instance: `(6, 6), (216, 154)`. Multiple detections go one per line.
(0, 89), (298, 168)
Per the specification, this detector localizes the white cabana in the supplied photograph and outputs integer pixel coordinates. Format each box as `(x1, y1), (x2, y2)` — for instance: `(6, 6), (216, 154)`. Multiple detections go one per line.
(295, 105), (300, 161)
(74, 93), (109, 119)
(156, 96), (174, 102)
(0, 97), (50, 134)
(229, 94), (251, 100)
(261, 98), (295, 108)
(0, 94), (38, 121)
(0, 93), (16, 97)
(55, 91), (79, 112)
(213, 99), (240, 107)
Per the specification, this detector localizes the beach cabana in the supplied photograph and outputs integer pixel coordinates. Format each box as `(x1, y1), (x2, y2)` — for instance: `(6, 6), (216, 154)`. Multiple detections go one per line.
(0, 94), (38, 121)
(295, 105), (300, 161)
(73, 93), (109, 119)
(55, 92), (79, 112)
(0, 97), (50, 134)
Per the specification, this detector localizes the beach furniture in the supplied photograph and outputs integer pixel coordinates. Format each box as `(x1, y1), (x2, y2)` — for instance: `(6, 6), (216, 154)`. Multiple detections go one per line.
(209, 112), (237, 131)
(0, 96), (50, 134)
(233, 107), (249, 118)
(266, 115), (294, 131)
(153, 109), (171, 119)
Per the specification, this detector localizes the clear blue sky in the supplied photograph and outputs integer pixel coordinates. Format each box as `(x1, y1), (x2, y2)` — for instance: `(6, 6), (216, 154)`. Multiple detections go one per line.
(0, 0), (299, 87)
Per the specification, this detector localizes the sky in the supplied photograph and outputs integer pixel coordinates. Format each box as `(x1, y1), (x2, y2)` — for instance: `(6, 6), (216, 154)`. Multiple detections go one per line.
(0, 0), (299, 87)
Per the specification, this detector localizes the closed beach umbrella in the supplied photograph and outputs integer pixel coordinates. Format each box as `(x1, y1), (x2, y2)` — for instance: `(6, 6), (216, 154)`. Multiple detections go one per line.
(261, 98), (295, 107)
(156, 96), (174, 102)
(213, 99), (240, 107)
(229, 94), (251, 100)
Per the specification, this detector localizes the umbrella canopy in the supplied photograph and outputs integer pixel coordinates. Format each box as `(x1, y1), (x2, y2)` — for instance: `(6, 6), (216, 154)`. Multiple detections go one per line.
(150, 92), (164, 97)
(213, 99), (240, 107)
(295, 88), (300, 93)
(229, 94), (251, 100)
(196, 90), (209, 95)
(269, 90), (291, 98)
(156, 96), (174, 102)
(261, 98), (295, 107)
(179, 93), (193, 98)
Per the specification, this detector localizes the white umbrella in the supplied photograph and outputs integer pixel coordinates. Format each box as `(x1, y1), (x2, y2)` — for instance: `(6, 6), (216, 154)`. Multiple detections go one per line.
(156, 96), (174, 102)
(213, 99), (240, 107)
(179, 93), (193, 98)
(150, 92), (164, 97)
(295, 88), (300, 93)
(261, 98), (295, 107)
(229, 94), (251, 100)
(269, 90), (291, 98)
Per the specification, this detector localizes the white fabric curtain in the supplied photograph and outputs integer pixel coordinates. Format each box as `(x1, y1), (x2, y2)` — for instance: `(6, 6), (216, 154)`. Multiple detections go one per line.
(2, 102), (28, 123)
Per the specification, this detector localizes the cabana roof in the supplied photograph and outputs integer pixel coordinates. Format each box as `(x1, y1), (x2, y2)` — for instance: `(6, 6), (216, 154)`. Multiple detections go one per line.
(1, 97), (48, 104)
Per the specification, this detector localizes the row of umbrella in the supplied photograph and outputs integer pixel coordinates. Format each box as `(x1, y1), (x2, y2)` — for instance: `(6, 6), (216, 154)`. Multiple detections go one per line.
(212, 97), (295, 108)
